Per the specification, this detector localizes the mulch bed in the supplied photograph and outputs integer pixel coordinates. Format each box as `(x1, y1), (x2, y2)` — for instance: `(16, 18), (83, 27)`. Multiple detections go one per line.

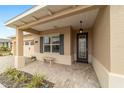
(0, 71), (54, 88)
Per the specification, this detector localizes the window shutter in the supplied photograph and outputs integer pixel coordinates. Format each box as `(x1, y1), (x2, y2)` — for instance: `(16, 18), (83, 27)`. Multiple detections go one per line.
(59, 34), (64, 55)
(40, 37), (43, 53)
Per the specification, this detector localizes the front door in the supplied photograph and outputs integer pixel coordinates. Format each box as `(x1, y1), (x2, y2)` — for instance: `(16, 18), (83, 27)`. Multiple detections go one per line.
(77, 32), (88, 63)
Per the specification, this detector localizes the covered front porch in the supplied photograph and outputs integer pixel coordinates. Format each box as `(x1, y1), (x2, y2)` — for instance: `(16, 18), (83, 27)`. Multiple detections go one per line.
(6, 5), (110, 87)
(10, 5), (105, 68)
(20, 61), (100, 88)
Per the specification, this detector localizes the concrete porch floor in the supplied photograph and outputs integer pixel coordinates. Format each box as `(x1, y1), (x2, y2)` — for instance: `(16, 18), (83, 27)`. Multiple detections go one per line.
(20, 61), (101, 88)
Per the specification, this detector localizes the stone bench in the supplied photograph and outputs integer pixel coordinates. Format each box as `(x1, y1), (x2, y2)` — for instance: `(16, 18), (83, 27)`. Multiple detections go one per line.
(43, 57), (55, 65)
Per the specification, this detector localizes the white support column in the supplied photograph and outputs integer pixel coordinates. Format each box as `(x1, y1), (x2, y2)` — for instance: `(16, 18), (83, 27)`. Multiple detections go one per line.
(15, 28), (25, 68)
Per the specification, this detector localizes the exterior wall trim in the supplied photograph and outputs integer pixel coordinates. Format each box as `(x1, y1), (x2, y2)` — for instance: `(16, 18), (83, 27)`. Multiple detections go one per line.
(92, 56), (109, 88)
(109, 73), (124, 88)
(92, 56), (124, 88)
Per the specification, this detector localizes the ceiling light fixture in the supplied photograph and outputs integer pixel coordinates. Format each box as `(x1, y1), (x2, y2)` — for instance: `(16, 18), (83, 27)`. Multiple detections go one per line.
(79, 20), (83, 33)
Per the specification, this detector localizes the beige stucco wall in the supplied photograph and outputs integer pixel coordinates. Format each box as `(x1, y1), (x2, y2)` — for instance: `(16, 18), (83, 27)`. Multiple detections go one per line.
(11, 27), (72, 65)
(92, 6), (110, 71)
(33, 26), (71, 55)
(91, 6), (110, 87)
(110, 6), (124, 75)
(12, 26), (93, 65)
(34, 26), (93, 65)
(33, 26), (72, 65)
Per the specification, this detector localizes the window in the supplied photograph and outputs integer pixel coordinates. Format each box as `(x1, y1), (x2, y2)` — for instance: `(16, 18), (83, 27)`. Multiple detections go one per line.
(52, 45), (59, 52)
(25, 41), (29, 45)
(25, 40), (34, 45)
(43, 35), (60, 53)
(44, 45), (50, 52)
(51, 36), (60, 53)
(51, 36), (60, 44)
(30, 40), (34, 45)
(44, 36), (50, 44)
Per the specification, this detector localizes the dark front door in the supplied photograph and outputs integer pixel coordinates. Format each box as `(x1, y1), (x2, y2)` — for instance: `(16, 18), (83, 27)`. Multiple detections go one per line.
(77, 32), (88, 63)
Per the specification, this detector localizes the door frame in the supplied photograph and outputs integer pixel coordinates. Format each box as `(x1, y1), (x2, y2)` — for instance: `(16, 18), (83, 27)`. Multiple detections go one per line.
(77, 32), (88, 63)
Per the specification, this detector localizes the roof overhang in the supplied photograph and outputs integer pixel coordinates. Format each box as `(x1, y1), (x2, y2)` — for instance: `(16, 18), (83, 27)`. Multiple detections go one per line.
(5, 5), (105, 31)
(5, 5), (73, 28)
(5, 5), (47, 27)
(0, 39), (10, 42)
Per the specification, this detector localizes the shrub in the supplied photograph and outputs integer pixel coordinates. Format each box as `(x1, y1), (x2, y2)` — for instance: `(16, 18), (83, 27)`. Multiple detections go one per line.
(25, 73), (44, 88)
(0, 47), (8, 51)
(4, 68), (46, 88)
(5, 67), (28, 82)
(16, 73), (28, 83)
(9, 52), (13, 56)
(5, 67), (16, 75)
(5, 68), (18, 80)
(0, 54), (3, 56)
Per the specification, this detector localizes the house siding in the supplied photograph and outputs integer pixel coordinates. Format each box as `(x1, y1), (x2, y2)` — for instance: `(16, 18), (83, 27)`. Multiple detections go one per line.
(110, 6), (124, 75)
(92, 6), (110, 71)
(33, 26), (72, 65)
(11, 27), (93, 65)
(92, 6), (110, 87)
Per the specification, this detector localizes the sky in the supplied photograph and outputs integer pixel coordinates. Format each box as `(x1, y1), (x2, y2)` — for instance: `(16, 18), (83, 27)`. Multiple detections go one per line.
(0, 5), (33, 39)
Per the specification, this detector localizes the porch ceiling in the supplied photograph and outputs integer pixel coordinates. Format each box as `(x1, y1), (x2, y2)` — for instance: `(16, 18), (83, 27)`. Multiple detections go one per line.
(5, 5), (74, 28)
(5, 5), (103, 32)
(31, 8), (99, 31)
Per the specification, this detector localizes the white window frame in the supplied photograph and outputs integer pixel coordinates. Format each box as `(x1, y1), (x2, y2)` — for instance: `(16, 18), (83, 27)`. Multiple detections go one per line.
(43, 35), (60, 53)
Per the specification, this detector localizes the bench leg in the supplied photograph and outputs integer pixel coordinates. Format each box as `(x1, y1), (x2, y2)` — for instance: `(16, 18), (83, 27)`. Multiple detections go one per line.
(50, 60), (52, 65)
(48, 60), (53, 66)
